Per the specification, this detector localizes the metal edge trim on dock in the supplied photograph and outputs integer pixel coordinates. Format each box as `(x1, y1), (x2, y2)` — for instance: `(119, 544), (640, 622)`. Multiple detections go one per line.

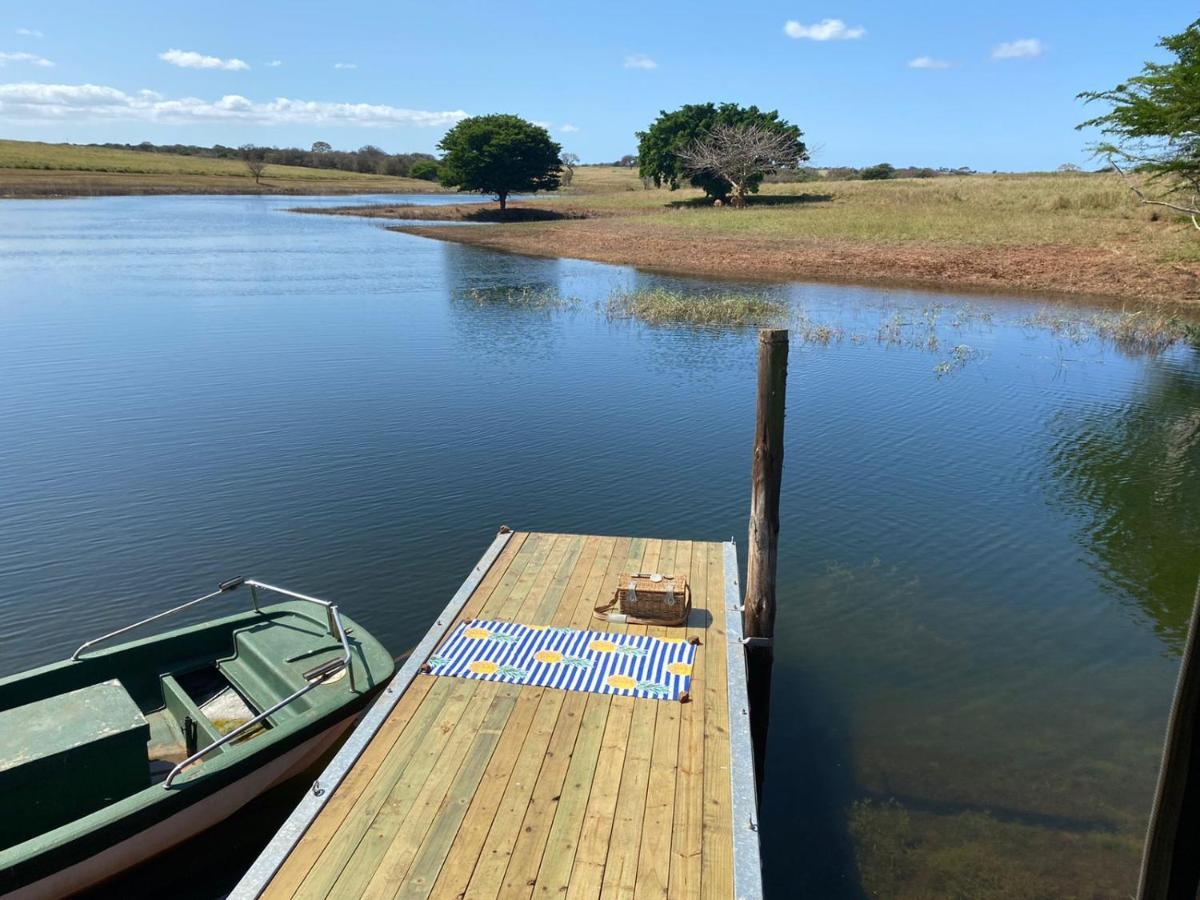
(724, 540), (764, 899)
(228, 528), (516, 899)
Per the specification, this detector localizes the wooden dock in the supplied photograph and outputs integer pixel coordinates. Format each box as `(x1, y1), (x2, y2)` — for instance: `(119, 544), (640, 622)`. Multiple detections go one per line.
(233, 530), (762, 899)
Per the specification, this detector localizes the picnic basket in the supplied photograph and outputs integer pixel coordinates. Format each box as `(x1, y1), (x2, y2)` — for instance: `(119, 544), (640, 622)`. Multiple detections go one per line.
(594, 572), (691, 626)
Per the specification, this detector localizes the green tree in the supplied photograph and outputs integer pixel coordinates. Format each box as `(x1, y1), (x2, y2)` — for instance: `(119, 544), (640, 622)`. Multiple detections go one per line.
(636, 102), (806, 200)
(409, 159), (440, 181)
(437, 114), (562, 210)
(1078, 19), (1200, 220)
(311, 141), (332, 154)
(861, 163), (896, 181)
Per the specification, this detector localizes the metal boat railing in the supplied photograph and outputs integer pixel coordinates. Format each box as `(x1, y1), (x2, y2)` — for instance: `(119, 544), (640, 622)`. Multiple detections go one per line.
(69, 577), (356, 788)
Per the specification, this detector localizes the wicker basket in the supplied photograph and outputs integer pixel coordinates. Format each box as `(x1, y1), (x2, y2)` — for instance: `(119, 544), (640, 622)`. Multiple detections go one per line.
(594, 572), (691, 626)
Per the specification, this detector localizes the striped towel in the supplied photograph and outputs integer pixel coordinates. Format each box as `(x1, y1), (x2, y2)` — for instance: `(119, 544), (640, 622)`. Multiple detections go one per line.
(427, 619), (696, 701)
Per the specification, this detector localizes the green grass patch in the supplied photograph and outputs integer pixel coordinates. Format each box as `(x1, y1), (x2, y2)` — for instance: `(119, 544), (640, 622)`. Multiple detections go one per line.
(0, 139), (440, 188)
(605, 288), (788, 327)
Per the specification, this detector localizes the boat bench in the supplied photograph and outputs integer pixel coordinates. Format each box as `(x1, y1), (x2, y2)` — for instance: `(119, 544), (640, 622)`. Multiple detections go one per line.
(0, 680), (149, 850)
(159, 673), (225, 750)
(216, 616), (337, 724)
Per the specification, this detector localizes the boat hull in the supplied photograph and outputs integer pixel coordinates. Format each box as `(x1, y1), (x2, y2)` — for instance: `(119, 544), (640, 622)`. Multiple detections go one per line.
(4, 714), (355, 899)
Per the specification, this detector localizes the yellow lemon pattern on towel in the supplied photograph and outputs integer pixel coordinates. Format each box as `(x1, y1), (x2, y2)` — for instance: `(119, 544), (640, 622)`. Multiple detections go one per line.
(435, 620), (696, 701)
(605, 674), (638, 691)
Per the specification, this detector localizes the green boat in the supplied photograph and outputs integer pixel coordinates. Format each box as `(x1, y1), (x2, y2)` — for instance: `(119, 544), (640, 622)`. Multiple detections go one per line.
(0, 577), (394, 899)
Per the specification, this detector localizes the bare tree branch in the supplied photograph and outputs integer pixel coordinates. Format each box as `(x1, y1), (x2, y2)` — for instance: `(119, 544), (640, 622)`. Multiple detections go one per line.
(1110, 158), (1200, 230)
(678, 124), (802, 208)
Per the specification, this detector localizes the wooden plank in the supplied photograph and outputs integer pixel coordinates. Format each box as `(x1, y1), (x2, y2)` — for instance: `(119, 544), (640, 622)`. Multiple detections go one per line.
(701, 543), (733, 900)
(495, 535), (630, 899)
(315, 677), (491, 898)
(464, 537), (636, 900)
(634, 540), (691, 900)
(668, 543), (709, 900)
(597, 539), (663, 900)
(366, 535), (591, 900)
(563, 538), (650, 900)
(291, 533), (543, 898)
(267, 532), (532, 899)
(427, 537), (617, 900)
(360, 686), (519, 899)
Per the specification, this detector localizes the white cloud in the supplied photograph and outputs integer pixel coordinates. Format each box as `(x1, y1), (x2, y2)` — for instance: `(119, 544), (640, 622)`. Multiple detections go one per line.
(908, 56), (952, 69)
(333, 62), (357, 70)
(531, 119), (552, 129)
(16, 28), (44, 38)
(267, 60), (283, 67)
(992, 38), (1043, 59)
(560, 123), (579, 133)
(0, 51), (53, 67)
(0, 82), (468, 128)
(784, 19), (865, 41)
(159, 49), (249, 71)
(623, 54), (657, 69)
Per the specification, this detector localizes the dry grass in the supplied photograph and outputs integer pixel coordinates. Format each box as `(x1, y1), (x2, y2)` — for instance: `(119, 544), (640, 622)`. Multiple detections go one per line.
(304, 164), (1200, 304)
(0, 140), (445, 197)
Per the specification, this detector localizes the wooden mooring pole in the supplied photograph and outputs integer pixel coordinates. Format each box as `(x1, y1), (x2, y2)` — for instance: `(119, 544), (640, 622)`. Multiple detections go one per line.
(1138, 579), (1200, 900)
(745, 328), (788, 790)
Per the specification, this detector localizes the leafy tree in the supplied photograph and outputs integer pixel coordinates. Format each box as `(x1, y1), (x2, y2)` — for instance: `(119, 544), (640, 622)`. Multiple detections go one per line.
(409, 159), (440, 181)
(311, 141), (332, 153)
(437, 114), (562, 210)
(860, 162), (895, 181)
(637, 102), (805, 200)
(1078, 19), (1200, 221)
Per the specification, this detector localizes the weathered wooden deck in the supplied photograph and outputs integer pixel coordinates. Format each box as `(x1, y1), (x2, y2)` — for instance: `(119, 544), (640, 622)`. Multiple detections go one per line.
(233, 530), (761, 899)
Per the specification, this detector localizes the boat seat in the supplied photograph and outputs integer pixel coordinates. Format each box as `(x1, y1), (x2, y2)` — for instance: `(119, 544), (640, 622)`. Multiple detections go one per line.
(0, 680), (149, 851)
(159, 674), (224, 750)
(216, 615), (335, 722)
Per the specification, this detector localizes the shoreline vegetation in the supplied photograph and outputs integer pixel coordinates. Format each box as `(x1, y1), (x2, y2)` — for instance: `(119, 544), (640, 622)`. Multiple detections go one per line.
(7, 139), (1200, 304)
(458, 284), (1200, 363)
(305, 166), (1200, 305)
(0, 140), (449, 197)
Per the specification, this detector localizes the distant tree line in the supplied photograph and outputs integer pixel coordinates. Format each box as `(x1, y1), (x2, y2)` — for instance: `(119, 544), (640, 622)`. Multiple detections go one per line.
(764, 164), (978, 183)
(91, 141), (441, 179)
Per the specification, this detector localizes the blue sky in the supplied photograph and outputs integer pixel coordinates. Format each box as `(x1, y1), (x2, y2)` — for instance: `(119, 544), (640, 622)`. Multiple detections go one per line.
(0, 1), (1193, 170)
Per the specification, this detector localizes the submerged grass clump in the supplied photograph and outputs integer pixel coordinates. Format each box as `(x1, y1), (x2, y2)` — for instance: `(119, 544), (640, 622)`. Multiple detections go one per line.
(1023, 307), (1200, 355)
(458, 286), (579, 310)
(605, 288), (788, 327)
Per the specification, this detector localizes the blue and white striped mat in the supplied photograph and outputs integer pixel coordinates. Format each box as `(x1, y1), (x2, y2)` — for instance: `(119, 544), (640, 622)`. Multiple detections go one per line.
(427, 619), (696, 701)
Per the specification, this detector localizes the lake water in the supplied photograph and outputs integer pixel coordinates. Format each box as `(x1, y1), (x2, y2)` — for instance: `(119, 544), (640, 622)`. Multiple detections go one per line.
(2, 194), (1198, 898)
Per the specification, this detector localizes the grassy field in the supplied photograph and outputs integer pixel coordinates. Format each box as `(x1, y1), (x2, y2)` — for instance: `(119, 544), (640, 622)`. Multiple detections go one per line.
(360, 165), (1200, 304)
(0, 140), (446, 197)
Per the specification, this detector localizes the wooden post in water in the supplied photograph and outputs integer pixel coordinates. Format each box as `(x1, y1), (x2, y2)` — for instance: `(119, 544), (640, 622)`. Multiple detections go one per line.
(745, 328), (787, 790)
(1138, 579), (1200, 900)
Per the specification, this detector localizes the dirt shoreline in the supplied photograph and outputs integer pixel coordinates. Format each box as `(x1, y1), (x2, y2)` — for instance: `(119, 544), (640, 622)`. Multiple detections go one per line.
(294, 199), (1199, 305)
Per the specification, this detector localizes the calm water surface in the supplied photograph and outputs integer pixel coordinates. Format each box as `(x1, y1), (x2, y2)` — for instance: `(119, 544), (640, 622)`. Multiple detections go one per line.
(3, 194), (1199, 898)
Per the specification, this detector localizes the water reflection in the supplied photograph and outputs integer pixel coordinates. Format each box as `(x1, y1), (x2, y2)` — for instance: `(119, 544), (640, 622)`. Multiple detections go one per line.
(1047, 351), (1200, 649)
